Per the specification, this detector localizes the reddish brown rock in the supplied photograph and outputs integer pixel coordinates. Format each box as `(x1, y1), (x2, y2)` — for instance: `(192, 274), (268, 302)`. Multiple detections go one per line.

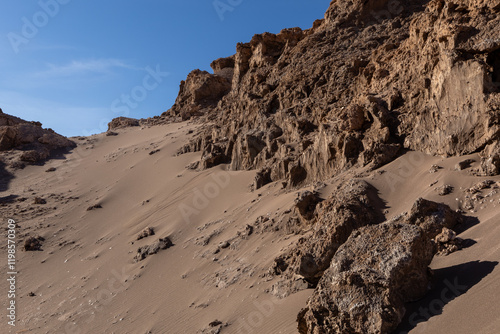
(166, 69), (232, 121)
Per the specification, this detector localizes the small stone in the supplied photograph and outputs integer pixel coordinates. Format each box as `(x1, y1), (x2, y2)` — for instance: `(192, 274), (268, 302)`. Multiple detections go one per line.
(435, 184), (453, 196)
(34, 197), (47, 204)
(87, 204), (102, 211)
(455, 159), (475, 170)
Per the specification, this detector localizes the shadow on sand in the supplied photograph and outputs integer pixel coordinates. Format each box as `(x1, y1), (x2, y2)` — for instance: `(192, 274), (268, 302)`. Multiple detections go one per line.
(0, 160), (14, 194)
(395, 260), (498, 333)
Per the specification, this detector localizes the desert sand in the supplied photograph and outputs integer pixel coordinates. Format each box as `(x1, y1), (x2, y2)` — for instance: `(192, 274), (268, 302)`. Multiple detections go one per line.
(1, 121), (499, 333)
(1, 0), (500, 332)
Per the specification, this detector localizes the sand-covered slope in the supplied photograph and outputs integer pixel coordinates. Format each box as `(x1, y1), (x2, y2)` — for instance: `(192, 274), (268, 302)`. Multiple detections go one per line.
(0, 120), (498, 334)
(1, 0), (500, 333)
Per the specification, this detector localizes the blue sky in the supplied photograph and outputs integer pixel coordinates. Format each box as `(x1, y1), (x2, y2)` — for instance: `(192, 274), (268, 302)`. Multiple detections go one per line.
(0, 0), (328, 136)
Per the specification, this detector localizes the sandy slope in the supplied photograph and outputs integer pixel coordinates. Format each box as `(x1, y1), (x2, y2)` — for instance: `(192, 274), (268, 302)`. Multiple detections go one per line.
(1, 122), (499, 334)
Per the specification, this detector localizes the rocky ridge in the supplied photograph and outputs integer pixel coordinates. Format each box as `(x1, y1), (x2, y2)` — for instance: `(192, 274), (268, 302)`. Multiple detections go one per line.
(0, 109), (75, 168)
(164, 0), (499, 332)
(172, 0), (499, 187)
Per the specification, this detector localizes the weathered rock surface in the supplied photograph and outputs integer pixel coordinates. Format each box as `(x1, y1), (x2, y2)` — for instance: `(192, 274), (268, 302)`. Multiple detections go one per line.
(24, 236), (44, 251)
(107, 117), (140, 130)
(270, 180), (384, 297)
(400, 197), (462, 240)
(297, 221), (434, 334)
(174, 0), (500, 185)
(296, 197), (464, 333)
(0, 109), (75, 166)
(166, 68), (232, 121)
(134, 237), (173, 261)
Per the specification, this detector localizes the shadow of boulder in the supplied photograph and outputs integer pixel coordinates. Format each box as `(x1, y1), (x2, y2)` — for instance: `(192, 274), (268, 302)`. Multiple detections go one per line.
(395, 260), (498, 333)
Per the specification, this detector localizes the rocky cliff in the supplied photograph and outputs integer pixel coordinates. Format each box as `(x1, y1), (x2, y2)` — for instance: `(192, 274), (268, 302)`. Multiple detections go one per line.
(165, 0), (500, 332)
(173, 0), (499, 186)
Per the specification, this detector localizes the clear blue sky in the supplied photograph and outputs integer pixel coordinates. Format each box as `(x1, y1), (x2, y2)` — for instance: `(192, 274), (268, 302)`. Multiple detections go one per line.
(0, 0), (328, 137)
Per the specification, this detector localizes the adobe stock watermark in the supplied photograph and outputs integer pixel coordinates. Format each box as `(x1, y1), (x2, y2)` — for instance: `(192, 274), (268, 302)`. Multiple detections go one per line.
(63, 266), (130, 334)
(179, 170), (231, 223)
(7, 0), (72, 54)
(81, 64), (169, 136)
(383, 152), (427, 193)
(6, 219), (18, 327)
(398, 276), (468, 334)
(235, 296), (285, 333)
(213, 0), (243, 21)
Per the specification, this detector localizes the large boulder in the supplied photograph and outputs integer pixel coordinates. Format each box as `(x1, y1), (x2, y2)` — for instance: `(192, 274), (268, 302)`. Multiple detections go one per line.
(270, 180), (384, 297)
(296, 198), (464, 333)
(297, 221), (434, 334)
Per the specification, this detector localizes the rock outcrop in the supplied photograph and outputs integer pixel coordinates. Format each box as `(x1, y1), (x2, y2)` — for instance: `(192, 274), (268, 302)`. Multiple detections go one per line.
(297, 221), (434, 334)
(166, 68), (232, 121)
(0, 109), (75, 166)
(270, 180), (384, 297)
(107, 117), (140, 130)
(295, 197), (464, 333)
(173, 0), (499, 186)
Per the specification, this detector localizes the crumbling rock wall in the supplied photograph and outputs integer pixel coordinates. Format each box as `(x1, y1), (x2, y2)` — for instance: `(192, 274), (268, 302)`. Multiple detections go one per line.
(175, 0), (500, 184)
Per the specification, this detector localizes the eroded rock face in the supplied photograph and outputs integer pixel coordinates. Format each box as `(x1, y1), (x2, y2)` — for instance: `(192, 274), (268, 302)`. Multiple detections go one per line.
(295, 197), (464, 333)
(175, 0), (500, 184)
(401, 197), (463, 240)
(270, 180), (384, 297)
(297, 222), (434, 334)
(167, 69), (232, 121)
(0, 109), (75, 165)
(479, 141), (500, 176)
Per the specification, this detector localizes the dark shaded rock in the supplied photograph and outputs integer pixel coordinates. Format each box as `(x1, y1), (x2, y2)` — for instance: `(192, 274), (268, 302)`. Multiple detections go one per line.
(24, 236), (45, 251)
(254, 167), (272, 190)
(45, 167), (57, 172)
(33, 197), (46, 205)
(87, 204), (103, 211)
(294, 191), (322, 222)
(455, 159), (475, 171)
